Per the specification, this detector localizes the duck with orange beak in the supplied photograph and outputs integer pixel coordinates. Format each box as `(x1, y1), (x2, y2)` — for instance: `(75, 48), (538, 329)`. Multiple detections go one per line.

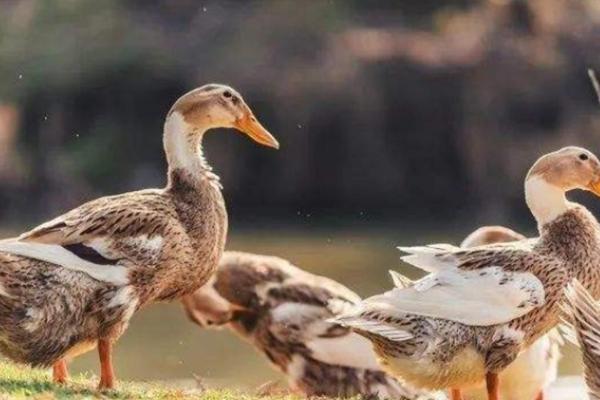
(333, 147), (600, 400)
(0, 84), (278, 390)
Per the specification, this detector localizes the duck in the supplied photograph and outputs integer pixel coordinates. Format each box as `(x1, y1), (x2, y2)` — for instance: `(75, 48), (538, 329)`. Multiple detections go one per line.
(459, 226), (561, 400)
(332, 146), (600, 400)
(181, 251), (445, 400)
(0, 84), (279, 389)
(563, 279), (600, 399)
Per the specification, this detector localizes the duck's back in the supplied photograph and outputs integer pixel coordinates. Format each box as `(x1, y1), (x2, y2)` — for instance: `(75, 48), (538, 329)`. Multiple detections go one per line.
(218, 252), (441, 400)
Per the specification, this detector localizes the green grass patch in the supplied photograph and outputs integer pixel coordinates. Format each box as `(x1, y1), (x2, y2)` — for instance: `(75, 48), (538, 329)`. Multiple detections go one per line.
(0, 360), (305, 400)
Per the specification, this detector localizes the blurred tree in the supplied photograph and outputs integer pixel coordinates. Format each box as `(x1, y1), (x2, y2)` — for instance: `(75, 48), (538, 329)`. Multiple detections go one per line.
(0, 0), (599, 227)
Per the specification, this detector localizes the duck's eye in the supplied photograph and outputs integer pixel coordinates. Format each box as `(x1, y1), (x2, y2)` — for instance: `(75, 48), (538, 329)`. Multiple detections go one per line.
(223, 91), (232, 98)
(579, 153), (589, 161)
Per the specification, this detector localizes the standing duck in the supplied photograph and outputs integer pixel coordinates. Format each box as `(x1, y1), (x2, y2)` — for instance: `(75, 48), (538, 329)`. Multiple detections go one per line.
(460, 226), (561, 400)
(333, 147), (600, 400)
(0, 84), (278, 389)
(563, 280), (600, 400)
(182, 251), (445, 400)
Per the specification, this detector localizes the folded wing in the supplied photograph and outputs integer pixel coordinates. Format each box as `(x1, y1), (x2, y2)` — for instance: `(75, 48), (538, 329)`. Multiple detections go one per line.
(365, 267), (545, 326)
(0, 190), (171, 285)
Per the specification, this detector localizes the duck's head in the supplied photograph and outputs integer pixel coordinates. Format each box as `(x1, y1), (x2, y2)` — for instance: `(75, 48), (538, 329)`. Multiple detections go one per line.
(181, 275), (234, 328)
(526, 146), (600, 195)
(167, 83), (279, 149)
(525, 146), (600, 225)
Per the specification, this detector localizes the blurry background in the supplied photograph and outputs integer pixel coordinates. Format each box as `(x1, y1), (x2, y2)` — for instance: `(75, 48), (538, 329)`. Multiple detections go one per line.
(1, 0), (600, 389)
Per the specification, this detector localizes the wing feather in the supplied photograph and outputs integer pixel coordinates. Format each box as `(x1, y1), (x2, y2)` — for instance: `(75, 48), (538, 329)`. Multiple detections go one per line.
(563, 280), (600, 399)
(363, 267), (545, 326)
(399, 239), (535, 274)
(0, 239), (129, 285)
(0, 189), (170, 284)
(268, 302), (381, 370)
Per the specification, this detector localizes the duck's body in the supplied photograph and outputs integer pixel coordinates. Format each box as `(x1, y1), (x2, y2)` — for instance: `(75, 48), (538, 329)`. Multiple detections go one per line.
(182, 251), (444, 400)
(0, 182), (226, 366)
(333, 147), (600, 400)
(0, 84), (278, 388)
(459, 226), (561, 400)
(563, 280), (600, 400)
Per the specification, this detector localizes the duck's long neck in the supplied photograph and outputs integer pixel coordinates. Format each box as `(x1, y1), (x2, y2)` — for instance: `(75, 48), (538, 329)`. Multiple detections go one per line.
(525, 175), (568, 228)
(164, 111), (216, 189)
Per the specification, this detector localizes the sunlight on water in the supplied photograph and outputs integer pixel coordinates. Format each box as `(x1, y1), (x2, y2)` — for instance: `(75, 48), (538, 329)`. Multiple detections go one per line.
(59, 230), (584, 388)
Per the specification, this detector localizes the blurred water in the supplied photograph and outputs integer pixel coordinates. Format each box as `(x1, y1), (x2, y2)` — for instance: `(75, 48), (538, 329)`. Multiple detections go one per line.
(7, 229), (585, 388)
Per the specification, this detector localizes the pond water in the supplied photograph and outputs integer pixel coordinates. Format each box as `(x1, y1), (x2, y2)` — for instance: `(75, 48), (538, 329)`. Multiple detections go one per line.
(23, 230), (585, 388)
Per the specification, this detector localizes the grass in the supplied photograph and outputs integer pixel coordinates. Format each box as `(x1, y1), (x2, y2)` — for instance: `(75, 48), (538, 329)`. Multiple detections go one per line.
(0, 360), (304, 400)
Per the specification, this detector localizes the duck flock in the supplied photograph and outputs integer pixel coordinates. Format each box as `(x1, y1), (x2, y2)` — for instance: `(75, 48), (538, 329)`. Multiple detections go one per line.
(0, 84), (598, 400)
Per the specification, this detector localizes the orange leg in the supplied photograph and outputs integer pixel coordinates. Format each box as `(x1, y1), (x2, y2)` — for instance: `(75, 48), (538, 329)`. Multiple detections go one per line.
(52, 359), (69, 384)
(535, 392), (544, 400)
(451, 388), (464, 400)
(486, 372), (500, 400)
(97, 339), (115, 390)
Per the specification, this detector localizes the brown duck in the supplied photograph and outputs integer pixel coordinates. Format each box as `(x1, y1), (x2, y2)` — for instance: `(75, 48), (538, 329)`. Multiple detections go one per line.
(182, 251), (445, 400)
(0, 84), (278, 389)
(333, 147), (600, 400)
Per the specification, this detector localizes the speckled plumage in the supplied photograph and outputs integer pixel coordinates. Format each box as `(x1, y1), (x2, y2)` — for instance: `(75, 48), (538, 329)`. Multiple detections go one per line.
(334, 147), (600, 398)
(0, 84), (278, 388)
(342, 206), (599, 392)
(0, 176), (227, 366)
(459, 226), (561, 400)
(563, 280), (600, 400)
(182, 251), (445, 400)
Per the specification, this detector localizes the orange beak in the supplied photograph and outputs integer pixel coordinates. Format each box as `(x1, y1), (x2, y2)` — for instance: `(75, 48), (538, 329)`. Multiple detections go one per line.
(590, 179), (600, 197)
(235, 112), (279, 149)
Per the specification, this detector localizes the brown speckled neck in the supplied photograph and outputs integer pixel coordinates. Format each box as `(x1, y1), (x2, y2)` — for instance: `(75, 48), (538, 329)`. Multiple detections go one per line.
(539, 205), (600, 262)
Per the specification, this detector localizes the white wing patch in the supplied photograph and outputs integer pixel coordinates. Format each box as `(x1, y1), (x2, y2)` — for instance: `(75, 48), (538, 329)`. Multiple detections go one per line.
(364, 266), (545, 326)
(108, 286), (139, 322)
(270, 302), (382, 370)
(0, 239), (129, 285)
(305, 331), (382, 370)
(389, 270), (413, 288)
(398, 244), (460, 273)
(122, 235), (164, 253)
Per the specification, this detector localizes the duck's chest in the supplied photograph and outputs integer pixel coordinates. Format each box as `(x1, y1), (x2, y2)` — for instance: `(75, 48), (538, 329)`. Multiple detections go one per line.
(169, 193), (227, 294)
(136, 186), (227, 302)
(177, 189), (228, 264)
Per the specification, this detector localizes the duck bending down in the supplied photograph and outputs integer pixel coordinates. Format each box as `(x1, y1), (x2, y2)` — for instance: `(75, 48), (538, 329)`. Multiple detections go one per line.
(0, 85), (278, 389)
(460, 226), (561, 400)
(333, 147), (600, 400)
(563, 280), (600, 400)
(182, 251), (445, 400)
